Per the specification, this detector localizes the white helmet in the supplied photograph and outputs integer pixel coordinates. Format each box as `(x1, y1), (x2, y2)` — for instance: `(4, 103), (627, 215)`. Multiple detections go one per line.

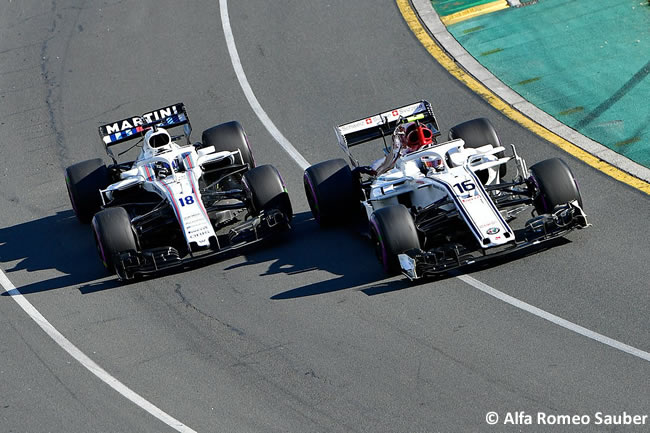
(421, 153), (445, 173)
(143, 127), (172, 156)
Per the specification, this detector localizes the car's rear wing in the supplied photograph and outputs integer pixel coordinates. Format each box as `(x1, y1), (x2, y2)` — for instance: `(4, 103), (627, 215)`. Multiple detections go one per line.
(334, 100), (440, 153)
(98, 103), (191, 148)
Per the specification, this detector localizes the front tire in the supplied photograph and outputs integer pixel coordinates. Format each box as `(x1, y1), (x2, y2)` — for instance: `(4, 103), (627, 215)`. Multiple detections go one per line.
(65, 158), (109, 223)
(449, 117), (506, 179)
(529, 158), (583, 214)
(369, 205), (420, 274)
(201, 121), (254, 169)
(91, 207), (138, 273)
(243, 165), (292, 221)
(303, 159), (359, 226)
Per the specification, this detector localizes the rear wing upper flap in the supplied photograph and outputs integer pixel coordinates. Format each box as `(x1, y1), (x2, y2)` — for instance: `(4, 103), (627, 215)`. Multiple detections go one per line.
(98, 103), (191, 148)
(335, 100), (440, 151)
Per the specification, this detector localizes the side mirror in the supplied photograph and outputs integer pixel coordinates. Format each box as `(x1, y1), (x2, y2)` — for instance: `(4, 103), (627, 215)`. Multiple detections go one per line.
(120, 167), (140, 179)
(197, 146), (215, 157)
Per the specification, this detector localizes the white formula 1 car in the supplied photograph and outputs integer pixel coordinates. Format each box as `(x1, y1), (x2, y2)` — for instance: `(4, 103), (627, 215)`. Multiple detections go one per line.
(65, 103), (292, 280)
(303, 100), (588, 280)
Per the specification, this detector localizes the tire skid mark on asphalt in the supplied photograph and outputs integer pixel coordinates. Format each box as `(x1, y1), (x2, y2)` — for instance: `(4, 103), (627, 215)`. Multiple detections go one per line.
(219, 0), (650, 363)
(2, 4), (648, 433)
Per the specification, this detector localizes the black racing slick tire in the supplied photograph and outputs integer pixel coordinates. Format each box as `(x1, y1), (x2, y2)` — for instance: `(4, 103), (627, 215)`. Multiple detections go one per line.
(303, 159), (359, 226)
(529, 158), (583, 214)
(449, 117), (506, 178)
(65, 158), (109, 223)
(91, 207), (138, 273)
(201, 121), (255, 169)
(243, 165), (292, 221)
(369, 205), (420, 274)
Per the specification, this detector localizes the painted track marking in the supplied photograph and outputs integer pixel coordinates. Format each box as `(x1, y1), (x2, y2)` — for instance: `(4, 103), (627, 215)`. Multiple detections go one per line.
(0, 270), (197, 432)
(1, 3), (648, 433)
(0, 3), (307, 431)
(219, 0), (309, 171)
(458, 275), (650, 362)
(220, 0), (650, 363)
(397, 0), (650, 194)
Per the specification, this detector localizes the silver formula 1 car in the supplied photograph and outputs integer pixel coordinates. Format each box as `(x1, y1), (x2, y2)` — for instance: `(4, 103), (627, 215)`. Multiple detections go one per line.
(303, 100), (588, 280)
(65, 103), (292, 280)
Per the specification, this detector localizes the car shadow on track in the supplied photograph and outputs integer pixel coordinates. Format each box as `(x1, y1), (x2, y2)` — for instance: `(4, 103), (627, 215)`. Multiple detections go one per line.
(225, 212), (454, 299)
(0, 210), (121, 295)
(228, 212), (575, 300)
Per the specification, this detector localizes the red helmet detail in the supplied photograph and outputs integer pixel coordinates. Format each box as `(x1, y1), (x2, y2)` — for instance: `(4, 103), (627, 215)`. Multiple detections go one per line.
(405, 124), (434, 152)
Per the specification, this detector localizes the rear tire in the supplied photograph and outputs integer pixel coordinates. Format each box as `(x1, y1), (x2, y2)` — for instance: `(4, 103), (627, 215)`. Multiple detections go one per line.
(449, 117), (506, 179)
(303, 159), (359, 226)
(243, 165), (292, 221)
(91, 207), (138, 273)
(65, 159), (109, 223)
(529, 158), (583, 214)
(369, 205), (420, 274)
(201, 121), (254, 169)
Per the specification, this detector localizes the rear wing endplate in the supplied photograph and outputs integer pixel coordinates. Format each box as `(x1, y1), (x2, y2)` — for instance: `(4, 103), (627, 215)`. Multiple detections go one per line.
(334, 100), (439, 153)
(98, 103), (191, 148)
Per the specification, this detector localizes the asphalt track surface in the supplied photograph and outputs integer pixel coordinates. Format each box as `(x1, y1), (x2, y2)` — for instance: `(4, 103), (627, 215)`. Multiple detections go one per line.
(0, 1), (648, 432)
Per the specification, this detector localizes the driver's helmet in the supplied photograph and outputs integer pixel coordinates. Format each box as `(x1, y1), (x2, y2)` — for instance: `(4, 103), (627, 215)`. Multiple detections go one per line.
(143, 127), (172, 156)
(421, 153), (445, 172)
(404, 123), (435, 153)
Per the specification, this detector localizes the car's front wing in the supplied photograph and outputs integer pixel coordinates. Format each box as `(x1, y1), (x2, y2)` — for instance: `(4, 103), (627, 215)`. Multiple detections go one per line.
(398, 202), (589, 280)
(113, 208), (290, 281)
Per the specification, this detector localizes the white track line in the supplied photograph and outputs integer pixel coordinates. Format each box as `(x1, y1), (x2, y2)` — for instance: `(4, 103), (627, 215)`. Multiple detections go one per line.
(1, 5), (647, 433)
(219, 0), (650, 363)
(0, 4), (311, 431)
(219, 0), (310, 171)
(458, 275), (650, 361)
(0, 271), (198, 433)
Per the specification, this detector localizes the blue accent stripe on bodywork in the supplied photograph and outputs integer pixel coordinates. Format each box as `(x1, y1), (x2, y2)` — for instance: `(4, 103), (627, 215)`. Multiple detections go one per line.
(463, 167), (514, 236)
(428, 177), (483, 241)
